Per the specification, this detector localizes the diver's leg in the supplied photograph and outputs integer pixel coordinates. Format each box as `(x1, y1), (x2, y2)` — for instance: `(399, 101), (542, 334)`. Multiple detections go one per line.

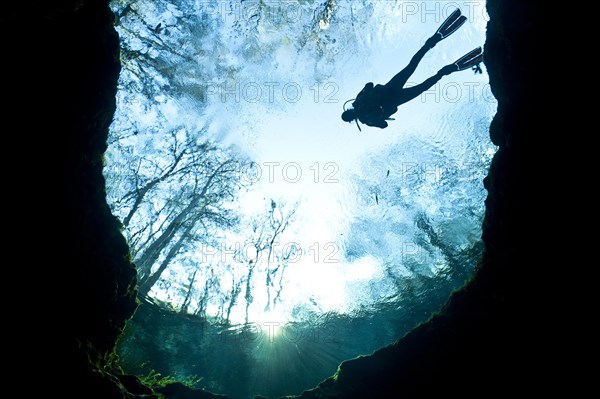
(393, 70), (446, 106)
(384, 43), (432, 91)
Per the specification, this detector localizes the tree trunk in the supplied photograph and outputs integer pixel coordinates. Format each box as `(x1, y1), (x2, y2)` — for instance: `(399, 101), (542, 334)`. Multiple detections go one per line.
(179, 268), (198, 314)
(138, 222), (194, 297)
(244, 264), (255, 324)
(122, 151), (185, 228)
(135, 160), (232, 295)
(225, 281), (241, 324)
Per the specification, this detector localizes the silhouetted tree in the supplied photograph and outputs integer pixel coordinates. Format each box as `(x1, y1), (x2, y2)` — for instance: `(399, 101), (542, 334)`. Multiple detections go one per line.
(106, 128), (248, 299)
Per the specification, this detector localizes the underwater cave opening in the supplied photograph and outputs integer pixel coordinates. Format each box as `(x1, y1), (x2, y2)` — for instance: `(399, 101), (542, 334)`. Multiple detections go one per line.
(105, 1), (497, 398)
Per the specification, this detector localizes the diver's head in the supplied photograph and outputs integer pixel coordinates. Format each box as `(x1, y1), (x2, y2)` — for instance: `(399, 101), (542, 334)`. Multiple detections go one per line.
(341, 109), (356, 123)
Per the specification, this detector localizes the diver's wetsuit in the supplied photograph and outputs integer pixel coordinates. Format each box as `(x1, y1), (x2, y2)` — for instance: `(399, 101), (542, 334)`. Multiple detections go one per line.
(352, 42), (448, 129)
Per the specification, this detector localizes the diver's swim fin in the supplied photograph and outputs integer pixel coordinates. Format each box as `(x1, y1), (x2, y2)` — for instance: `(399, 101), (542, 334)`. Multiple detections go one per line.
(436, 9), (467, 39)
(454, 47), (484, 71)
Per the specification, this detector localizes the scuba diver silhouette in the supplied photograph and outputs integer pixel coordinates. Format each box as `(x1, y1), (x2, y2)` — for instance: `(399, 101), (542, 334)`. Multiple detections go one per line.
(341, 9), (484, 130)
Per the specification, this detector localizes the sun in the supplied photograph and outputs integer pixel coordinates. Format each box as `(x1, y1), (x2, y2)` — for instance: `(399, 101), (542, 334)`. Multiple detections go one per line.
(257, 308), (289, 343)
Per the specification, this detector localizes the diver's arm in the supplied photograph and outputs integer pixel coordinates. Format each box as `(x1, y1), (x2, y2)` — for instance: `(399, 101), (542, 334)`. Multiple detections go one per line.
(374, 119), (388, 129)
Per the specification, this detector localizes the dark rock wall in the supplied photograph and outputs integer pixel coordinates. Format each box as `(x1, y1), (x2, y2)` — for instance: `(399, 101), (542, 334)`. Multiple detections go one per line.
(59, 0), (137, 361)
(19, 1), (138, 397)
